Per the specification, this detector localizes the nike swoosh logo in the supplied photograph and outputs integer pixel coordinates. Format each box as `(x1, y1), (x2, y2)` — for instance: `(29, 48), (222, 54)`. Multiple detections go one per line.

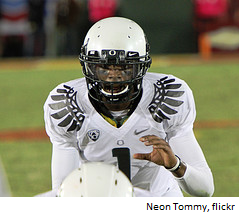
(128, 53), (137, 56)
(134, 128), (149, 135)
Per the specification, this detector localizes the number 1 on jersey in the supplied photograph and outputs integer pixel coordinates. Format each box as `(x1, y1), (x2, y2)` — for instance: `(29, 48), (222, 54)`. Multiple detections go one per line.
(112, 147), (131, 180)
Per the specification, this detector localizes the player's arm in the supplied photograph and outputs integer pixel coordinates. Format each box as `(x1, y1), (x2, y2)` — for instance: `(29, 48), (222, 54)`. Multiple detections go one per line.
(167, 82), (214, 197)
(51, 143), (80, 190)
(169, 130), (214, 197)
(43, 91), (80, 191)
(134, 131), (214, 197)
(134, 80), (214, 197)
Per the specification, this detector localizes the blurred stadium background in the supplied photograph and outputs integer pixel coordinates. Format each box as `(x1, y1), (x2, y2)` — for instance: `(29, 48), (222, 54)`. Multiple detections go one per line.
(0, 0), (239, 197)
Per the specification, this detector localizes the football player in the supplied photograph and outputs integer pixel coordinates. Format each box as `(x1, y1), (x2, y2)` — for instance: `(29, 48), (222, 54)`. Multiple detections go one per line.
(44, 17), (214, 197)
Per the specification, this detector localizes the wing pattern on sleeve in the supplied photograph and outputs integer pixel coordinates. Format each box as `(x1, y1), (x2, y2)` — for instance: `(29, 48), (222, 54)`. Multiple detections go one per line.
(148, 76), (185, 123)
(49, 85), (85, 131)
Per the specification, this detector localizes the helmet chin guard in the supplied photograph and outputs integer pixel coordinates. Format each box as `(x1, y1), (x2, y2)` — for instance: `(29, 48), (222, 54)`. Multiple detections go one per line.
(79, 17), (151, 104)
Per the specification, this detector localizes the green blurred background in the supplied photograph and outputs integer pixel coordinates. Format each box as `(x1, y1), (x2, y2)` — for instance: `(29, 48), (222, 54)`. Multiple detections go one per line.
(0, 55), (238, 197)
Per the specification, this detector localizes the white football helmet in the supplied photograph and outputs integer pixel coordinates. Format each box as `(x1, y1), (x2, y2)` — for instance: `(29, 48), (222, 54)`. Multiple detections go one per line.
(58, 162), (134, 197)
(79, 17), (151, 104)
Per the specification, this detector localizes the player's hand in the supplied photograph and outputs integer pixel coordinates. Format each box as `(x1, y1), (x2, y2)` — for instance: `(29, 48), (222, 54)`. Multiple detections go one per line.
(133, 135), (178, 169)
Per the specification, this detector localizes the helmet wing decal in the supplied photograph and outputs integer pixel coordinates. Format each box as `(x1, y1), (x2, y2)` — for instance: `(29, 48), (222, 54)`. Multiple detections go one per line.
(148, 76), (185, 123)
(49, 85), (85, 132)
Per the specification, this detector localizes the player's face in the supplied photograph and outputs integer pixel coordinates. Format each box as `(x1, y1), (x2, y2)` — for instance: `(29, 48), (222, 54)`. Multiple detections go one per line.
(95, 64), (134, 95)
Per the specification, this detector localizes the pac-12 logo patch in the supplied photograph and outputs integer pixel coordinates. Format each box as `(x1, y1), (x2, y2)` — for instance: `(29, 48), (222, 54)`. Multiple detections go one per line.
(87, 129), (100, 141)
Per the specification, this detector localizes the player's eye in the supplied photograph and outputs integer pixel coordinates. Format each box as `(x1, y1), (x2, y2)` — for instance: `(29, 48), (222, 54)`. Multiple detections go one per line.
(98, 68), (109, 76)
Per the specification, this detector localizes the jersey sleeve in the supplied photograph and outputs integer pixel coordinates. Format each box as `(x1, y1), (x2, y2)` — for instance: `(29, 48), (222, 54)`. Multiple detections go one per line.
(43, 84), (80, 190)
(169, 131), (214, 196)
(162, 79), (214, 196)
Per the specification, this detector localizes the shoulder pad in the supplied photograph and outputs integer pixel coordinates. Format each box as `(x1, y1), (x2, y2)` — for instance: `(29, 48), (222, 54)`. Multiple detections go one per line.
(48, 85), (85, 132)
(148, 76), (185, 123)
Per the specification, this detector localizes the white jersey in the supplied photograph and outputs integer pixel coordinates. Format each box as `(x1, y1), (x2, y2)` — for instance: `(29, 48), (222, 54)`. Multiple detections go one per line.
(44, 72), (214, 197)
